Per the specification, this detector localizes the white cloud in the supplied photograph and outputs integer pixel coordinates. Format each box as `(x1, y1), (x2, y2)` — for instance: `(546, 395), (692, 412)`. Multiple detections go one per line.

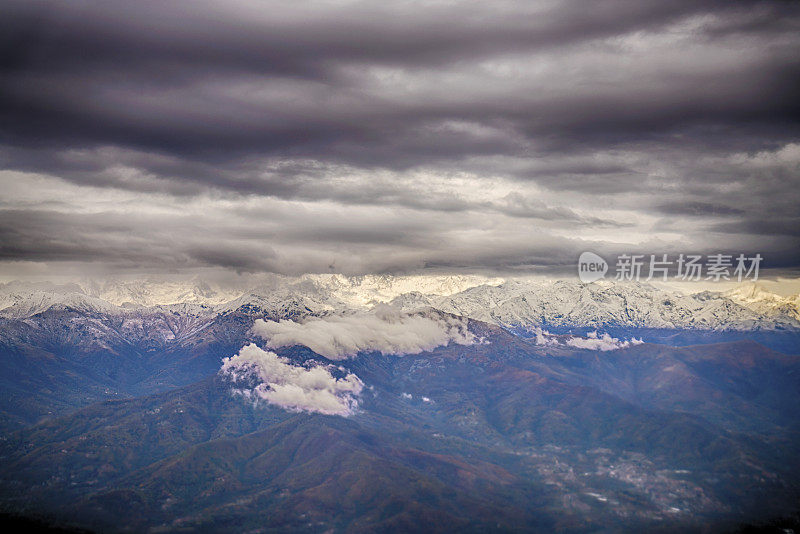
(532, 327), (643, 351)
(565, 331), (644, 351)
(252, 304), (477, 359)
(220, 343), (363, 416)
(531, 327), (562, 347)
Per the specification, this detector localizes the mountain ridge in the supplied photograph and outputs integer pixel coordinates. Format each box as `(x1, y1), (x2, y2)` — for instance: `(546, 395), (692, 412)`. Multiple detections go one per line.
(2, 333), (799, 532)
(2, 277), (799, 332)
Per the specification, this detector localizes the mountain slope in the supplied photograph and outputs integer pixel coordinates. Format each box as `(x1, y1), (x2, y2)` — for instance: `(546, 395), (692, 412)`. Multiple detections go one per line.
(3, 277), (800, 333)
(419, 280), (800, 331)
(2, 330), (800, 532)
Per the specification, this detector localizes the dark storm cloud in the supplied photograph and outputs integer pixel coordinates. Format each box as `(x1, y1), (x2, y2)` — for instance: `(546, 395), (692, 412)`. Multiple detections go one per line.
(0, 0), (798, 276)
(2, 0), (798, 162)
(654, 201), (745, 217)
(0, 203), (599, 275)
(0, 0), (748, 79)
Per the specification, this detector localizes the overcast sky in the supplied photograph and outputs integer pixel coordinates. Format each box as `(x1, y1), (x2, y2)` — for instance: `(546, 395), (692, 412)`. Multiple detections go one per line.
(1, 0), (799, 280)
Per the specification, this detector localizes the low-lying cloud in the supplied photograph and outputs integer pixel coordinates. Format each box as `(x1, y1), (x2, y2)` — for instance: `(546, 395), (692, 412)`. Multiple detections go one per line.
(253, 305), (477, 359)
(533, 328), (643, 351)
(220, 343), (363, 416)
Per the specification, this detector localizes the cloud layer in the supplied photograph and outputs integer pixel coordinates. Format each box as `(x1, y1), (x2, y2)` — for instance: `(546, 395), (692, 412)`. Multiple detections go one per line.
(220, 343), (363, 416)
(1, 1), (799, 277)
(533, 328), (644, 351)
(253, 305), (476, 359)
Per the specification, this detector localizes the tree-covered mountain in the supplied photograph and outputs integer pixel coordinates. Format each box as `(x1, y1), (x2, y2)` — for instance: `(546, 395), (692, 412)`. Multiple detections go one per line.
(1, 316), (799, 532)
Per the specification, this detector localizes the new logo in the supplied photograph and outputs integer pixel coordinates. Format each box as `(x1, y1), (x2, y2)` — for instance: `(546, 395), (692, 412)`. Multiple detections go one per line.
(578, 252), (608, 283)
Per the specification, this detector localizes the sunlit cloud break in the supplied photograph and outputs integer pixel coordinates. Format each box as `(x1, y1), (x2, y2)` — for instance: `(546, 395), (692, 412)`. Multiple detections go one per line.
(253, 305), (477, 359)
(221, 343), (364, 416)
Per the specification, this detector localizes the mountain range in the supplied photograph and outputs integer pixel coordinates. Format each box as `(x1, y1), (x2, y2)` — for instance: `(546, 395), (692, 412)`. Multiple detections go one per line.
(2, 276), (799, 328)
(0, 276), (799, 532)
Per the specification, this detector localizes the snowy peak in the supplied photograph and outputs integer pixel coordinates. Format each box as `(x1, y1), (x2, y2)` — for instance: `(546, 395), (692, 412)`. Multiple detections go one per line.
(722, 283), (800, 322)
(80, 277), (241, 307)
(0, 282), (121, 318)
(404, 280), (800, 331)
(295, 273), (503, 307)
(216, 274), (503, 316)
(0, 276), (798, 331)
(72, 274), (501, 310)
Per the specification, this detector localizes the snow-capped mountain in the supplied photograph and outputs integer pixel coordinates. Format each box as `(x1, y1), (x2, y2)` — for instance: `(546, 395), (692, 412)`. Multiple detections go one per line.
(299, 273), (504, 307)
(413, 280), (800, 331)
(723, 283), (800, 322)
(216, 274), (501, 316)
(0, 274), (496, 314)
(1, 276), (799, 332)
(0, 282), (122, 319)
(79, 277), (242, 307)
